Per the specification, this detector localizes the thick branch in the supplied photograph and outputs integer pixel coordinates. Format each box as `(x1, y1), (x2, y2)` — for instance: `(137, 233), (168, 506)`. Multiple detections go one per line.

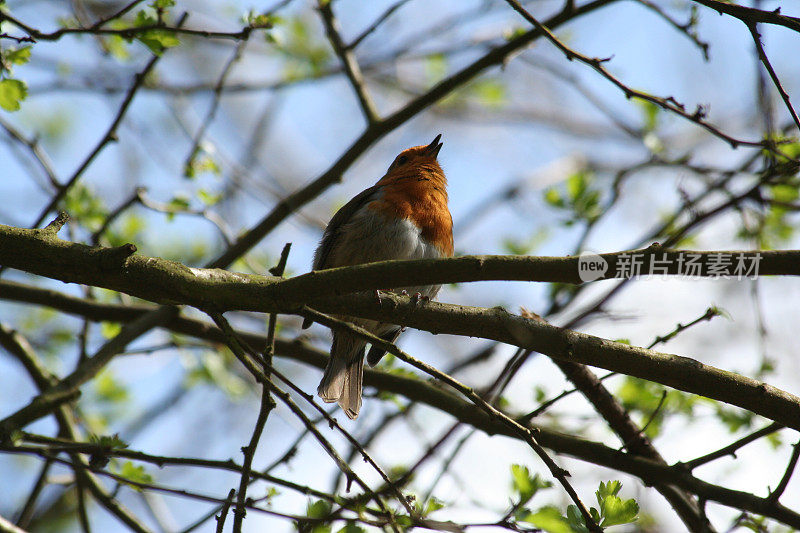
(1, 295), (799, 527)
(2, 222), (798, 302)
(2, 228), (800, 432)
(691, 0), (800, 34)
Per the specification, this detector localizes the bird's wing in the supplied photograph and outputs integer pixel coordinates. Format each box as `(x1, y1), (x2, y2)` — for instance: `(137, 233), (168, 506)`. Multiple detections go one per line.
(313, 184), (383, 270)
(303, 185), (382, 330)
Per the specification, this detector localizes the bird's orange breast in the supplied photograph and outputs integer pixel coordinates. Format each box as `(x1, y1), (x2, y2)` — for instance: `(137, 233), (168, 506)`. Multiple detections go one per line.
(370, 175), (454, 257)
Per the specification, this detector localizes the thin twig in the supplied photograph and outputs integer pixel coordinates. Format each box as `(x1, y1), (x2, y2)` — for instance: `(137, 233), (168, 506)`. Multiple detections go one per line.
(89, 0), (148, 29)
(347, 0), (411, 50)
(215, 489), (235, 533)
(501, 0), (792, 155)
(633, 0), (709, 59)
(184, 40), (249, 178)
(74, 475), (92, 533)
(767, 440), (800, 503)
(230, 246), (289, 533)
(0, 11), (259, 42)
(269, 367), (418, 519)
(299, 307), (601, 533)
(747, 23), (800, 133)
(0, 117), (60, 190)
(691, 0), (800, 34)
(318, 1), (380, 124)
(14, 458), (53, 528)
(91, 188), (145, 245)
(682, 422), (785, 471)
(29, 14), (189, 230)
(206, 0), (620, 269)
(208, 313), (402, 533)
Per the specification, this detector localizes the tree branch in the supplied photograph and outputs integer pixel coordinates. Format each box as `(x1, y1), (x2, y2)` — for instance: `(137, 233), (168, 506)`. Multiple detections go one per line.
(2, 228), (800, 432)
(691, 0), (800, 34)
(26, 15), (187, 230)
(205, 0), (620, 269)
(2, 283), (800, 528)
(317, 0), (380, 124)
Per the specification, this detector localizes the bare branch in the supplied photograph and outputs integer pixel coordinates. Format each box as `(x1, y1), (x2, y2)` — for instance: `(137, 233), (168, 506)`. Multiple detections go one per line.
(747, 22), (800, 132)
(29, 14), (188, 230)
(317, 0), (380, 124)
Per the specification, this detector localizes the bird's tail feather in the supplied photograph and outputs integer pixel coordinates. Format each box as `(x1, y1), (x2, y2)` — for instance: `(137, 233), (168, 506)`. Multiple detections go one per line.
(317, 333), (365, 419)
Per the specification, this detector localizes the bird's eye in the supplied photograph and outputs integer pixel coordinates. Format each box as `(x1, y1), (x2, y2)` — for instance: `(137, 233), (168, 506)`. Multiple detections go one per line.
(395, 155), (409, 166)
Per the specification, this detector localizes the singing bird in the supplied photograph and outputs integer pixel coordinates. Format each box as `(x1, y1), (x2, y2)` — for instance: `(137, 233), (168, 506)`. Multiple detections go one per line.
(308, 135), (453, 419)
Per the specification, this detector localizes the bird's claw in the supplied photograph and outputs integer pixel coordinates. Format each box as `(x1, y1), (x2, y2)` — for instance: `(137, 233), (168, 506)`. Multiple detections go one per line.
(399, 290), (429, 306)
(411, 292), (428, 305)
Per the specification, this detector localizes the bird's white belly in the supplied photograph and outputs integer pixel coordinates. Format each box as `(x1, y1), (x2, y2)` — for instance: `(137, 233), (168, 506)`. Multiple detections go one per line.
(331, 209), (443, 299)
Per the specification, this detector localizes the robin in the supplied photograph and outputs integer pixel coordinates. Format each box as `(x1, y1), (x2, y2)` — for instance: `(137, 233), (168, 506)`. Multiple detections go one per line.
(307, 134), (453, 419)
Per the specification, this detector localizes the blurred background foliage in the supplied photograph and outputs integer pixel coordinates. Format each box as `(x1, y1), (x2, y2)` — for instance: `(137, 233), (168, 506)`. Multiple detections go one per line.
(1, 0), (800, 531)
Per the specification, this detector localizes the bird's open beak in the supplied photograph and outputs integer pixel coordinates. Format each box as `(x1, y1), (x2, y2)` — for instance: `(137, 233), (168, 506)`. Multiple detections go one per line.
(425, 134), (443, 159)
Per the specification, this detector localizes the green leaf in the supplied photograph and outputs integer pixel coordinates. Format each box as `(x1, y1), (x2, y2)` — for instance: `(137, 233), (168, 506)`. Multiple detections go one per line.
(396, 514), (413, 527)
(544, 170), (602, 223)
(185, 351), (248, 397)
(150, 0), (175, 8)
(596, 480), (622, 500)
(167, 195), (191, 212)
(472, 79), (506, 108)
(0, 78), (28, 111)
(133, 11), (180, 54)
(503, 238), (530, 256)
(306, 499), (332, 519)
(599, 496), (639, 527)
(566, 171), (587, 201)
(504, 26), (528, 41)
(106, 213), (146, 247)
(738, 514), (769, 532)
(715, 405), (754, 433)
(89, 433), (129, 449)
(117, 461), (153, 490)
(63, 184), (108, 231)
(518, 506), (572, 533)
(510, 464), (551, 505)
(6, 46), (32, 66)
(770, 183), (799, 203)
(184, 150), (221, 178)
(544, 187), (564, 207)
(103, 35), (132, 61)
(278, 16), (330, 76)
(596, 481), (639, 527)
(139, 30), (180, 55)
(615, 376), (694, 437)
(244, 10), (280, 29)
(100, 321), (122, 339)
(565, 505), (589, 533)
(637, 100), (660, 132)
(425, 53), (447, 83)
(197, 189), (222, 206)
(781, 139), (800, 159)
(423, 497), (445, 516)
(95, 370), (129, 403)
